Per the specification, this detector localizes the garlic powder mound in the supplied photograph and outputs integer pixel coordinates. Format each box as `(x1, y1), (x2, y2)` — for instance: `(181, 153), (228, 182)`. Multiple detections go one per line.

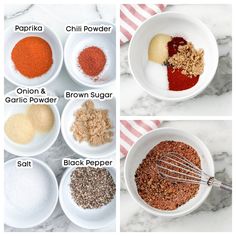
(148, 34), (172, 64)
(5, 114), (35, 144)
(27, 105), (54, 132)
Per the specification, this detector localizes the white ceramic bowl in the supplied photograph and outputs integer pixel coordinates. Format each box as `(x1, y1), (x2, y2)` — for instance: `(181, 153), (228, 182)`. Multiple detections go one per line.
(124, 128), (214, 217)
(4, 90), (61, 156)
(64, 21), (116, 88)
(4, 157), (58, 228)
(61, 96), (116, 158)
(129, 12), (218, 101)
(4, 21), (63, 87)
(59, 166), (116, 229)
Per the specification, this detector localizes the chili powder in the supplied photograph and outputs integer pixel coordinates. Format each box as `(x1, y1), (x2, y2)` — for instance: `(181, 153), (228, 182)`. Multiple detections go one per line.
(167, 37), (187, 57)
(11, 36), (53, 78)
(78, 46), (106, 77)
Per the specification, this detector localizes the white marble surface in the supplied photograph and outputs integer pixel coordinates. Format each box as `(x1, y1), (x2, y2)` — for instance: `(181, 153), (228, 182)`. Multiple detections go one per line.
(120, 4), (232, 116)
(120, 120), (232, 232)
(4, 4), (116, 232)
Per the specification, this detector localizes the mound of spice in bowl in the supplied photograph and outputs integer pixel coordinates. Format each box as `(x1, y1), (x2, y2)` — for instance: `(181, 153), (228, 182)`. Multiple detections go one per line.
(78, 46), (106, 80)
(135, 141), (201, 210)
(11, 36), (53, 78)
(147, 34), (204, 91)
(70, 167), (116, 209)
(71, 100), (113, 146)
(4, 104), (55, 145)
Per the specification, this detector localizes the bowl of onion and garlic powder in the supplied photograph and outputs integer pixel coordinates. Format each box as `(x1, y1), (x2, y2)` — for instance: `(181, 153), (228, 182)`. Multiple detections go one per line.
(4, 158), (58, 228)
(4, 90), (60, 156)
(59, 166), (116, 229)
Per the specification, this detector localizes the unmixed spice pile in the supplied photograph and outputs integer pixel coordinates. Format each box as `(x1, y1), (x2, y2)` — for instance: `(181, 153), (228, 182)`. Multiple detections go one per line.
(11, 36), (53, 78)
(71, 100), (113, 146)
(70, 167), (116, 209)
(5, 104), (54, 144)
(148, 34), (204, 91)
(78, 46), (107, 80)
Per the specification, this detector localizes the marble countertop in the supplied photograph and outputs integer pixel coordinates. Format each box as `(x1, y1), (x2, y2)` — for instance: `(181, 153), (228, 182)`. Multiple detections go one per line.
(4, 4), (116, 232)
(120, 4), (232, 116)
(120, 120), (232, 232)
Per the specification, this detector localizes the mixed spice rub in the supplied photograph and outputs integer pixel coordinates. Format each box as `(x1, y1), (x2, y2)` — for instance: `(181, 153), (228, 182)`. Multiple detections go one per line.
(135, 141), (201, 210)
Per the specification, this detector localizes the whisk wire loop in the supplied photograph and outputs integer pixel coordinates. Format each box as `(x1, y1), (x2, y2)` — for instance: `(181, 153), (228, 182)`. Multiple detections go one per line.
(157, 152), (209, 185)
(156, 152), (232, 192)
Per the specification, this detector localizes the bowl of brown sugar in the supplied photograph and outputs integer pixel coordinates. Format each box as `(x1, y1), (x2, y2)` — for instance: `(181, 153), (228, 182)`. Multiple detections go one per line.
(124, 128), (214, 217)
(61, 96), (116, 158)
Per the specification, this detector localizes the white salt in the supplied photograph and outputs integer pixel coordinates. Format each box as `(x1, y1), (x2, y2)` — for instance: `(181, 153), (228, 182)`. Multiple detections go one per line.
(5, 162), (50, 215)
(145, 61), (169, 90)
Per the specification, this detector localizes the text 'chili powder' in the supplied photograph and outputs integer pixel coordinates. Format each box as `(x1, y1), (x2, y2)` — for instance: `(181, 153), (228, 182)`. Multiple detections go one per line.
(167, 37), (199, 91)
(78, 46), (106, 77)
(11, 36), (53, 79)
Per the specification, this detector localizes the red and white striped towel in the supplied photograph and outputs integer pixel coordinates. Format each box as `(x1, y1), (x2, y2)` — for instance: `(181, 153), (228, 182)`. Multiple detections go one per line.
(120, 120), (161, 159)
(120, 4), (166, 45)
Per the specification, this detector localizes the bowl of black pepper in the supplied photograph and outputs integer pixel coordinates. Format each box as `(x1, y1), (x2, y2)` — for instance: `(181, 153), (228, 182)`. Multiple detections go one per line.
(124, 127), (214, 217)
(59, 166), (116, 229)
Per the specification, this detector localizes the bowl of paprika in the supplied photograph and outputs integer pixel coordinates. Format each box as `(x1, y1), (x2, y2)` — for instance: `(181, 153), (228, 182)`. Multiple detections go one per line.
(4, 21), (63, 87)
(64, 21), (116, 88)
(129, 12), (218, 101)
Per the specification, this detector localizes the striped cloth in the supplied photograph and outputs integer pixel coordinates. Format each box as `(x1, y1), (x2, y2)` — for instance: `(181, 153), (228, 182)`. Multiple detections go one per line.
(120, 4), (166, 45)
(120, 120), (161, 159)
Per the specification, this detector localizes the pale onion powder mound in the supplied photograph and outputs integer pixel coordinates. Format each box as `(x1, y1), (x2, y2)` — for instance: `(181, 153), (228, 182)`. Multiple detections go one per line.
(71, 100), (113, 146)
(4, 114), (35, 144)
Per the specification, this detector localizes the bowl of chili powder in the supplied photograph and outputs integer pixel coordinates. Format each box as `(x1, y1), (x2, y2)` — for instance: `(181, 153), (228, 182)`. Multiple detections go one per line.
(4, 21), (63, 87)
(129, 12), (218, 101)
(64, 21), (116, 88)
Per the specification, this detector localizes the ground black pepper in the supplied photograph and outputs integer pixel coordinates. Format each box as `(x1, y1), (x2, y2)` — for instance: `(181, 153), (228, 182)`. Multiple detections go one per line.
(70, 167), (116, 209)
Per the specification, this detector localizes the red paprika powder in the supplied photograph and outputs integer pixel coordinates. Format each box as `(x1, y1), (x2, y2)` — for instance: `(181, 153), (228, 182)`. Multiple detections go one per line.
(167, 37), (199, 91)
(167, 67), (199, 91)
(11, 36), (53, 78)
(78, 46), (106, 77)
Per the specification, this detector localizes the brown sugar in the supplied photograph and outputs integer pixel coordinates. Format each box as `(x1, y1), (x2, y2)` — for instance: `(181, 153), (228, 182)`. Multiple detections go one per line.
(168, 42), (204, 77)
(71, 100), (113, 146)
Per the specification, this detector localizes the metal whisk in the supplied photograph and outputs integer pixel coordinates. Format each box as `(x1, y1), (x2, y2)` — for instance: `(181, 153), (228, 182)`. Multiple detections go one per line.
(157, 152), (232, 192)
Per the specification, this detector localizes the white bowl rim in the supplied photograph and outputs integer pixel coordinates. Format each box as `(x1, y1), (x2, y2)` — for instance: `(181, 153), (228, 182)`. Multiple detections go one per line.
(60, 94), (116, 159)
(4, 157), (59, 228)
(128, 11), (219, 101)
(124, 127), (214, 217)
(4, 21), (63, 87)
(59, 166), (116, 229)
(4, 90), (61, 156)
(64, 20), (116, 89)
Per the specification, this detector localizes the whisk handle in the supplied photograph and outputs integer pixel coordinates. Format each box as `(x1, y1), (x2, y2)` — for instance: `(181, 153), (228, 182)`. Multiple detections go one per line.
(219, 182), (232, 192)
(211, 178), (232, 192)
